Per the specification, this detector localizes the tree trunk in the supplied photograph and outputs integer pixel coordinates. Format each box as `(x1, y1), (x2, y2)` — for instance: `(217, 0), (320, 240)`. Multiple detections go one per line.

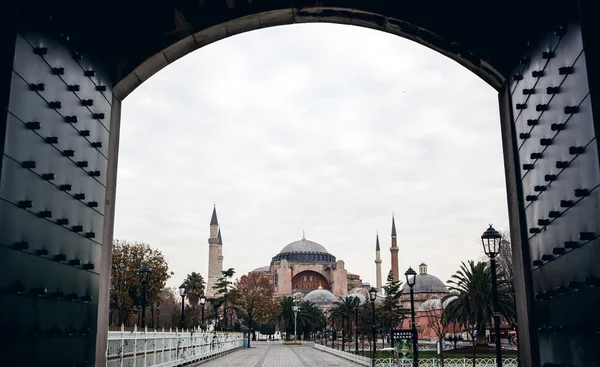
(440, 342), (444, 367)
(472, 339), (476, 367)
(151, 304), (155, 329)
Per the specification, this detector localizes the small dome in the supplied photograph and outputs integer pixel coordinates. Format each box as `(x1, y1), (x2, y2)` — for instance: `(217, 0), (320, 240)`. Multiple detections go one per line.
(418, 296), (442, 312)
(402, 274), (449, 294)
(251, 266), (270, 273)
(442, 295), (458, 308)
(279, 239), (329, 254)
(304, 288), (337, 307)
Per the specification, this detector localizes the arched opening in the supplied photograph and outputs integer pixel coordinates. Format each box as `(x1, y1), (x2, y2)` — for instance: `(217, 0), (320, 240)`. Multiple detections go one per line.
(1, 2), (598, 367)
(292, 270), (328, 292)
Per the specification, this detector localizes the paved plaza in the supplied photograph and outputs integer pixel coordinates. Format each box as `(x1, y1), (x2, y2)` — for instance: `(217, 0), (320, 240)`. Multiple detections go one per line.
(199, 344), (361, 366)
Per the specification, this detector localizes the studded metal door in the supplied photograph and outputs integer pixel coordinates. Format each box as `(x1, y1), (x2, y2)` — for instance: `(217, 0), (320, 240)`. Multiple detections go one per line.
(510, 23), (600, 366)
(0, 30), (112, 366)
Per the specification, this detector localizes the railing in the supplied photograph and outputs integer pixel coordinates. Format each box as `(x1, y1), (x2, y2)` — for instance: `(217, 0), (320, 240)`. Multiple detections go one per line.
(106, 326), (243, 367)
(314, 344), (518, 367)
(376, 358), (519, 367)
(314, 344), (371, 366)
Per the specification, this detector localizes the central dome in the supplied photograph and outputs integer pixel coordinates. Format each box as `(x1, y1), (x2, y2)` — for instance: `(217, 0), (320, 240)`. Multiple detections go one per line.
(279, 239), (329, 254)
(272, 236), (336, 263)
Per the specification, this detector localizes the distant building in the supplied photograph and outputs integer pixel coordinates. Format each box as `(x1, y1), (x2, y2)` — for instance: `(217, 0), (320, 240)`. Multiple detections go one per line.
(246, 232), (368, 296)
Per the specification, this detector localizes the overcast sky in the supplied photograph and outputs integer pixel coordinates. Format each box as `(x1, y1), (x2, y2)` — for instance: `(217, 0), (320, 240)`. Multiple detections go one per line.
(114, 23), (508, 290)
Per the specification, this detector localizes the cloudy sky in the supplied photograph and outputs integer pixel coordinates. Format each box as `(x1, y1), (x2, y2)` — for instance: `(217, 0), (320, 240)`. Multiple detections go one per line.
(114, 23), (508, 290)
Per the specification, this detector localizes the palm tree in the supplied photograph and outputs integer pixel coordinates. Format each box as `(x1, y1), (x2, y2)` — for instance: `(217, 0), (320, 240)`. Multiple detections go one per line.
(183, 272), (205, 327)
(297, 301), (326, 339)
(443, 260), (515, 346)
(332, 296), (359, 350)
(278, 296), (295, 340)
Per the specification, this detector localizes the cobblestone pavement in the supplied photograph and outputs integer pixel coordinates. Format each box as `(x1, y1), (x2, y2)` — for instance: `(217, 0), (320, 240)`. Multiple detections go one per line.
(199, 345), (362, 366)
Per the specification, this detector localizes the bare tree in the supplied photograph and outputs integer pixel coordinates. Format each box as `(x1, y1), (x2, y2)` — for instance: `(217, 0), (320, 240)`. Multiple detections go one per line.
(422, 300), (450, 367)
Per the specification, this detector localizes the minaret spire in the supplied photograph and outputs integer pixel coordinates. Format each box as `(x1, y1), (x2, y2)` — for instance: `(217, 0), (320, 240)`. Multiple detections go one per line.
(210, 205), (218, 225)
(375, 232), (383, 293)
(218, 228), (222, 245)
(390, 213), (400, 282)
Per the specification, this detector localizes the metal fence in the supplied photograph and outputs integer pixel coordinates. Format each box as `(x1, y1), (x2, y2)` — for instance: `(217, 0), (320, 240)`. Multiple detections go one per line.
(313, 344), (518, 367)
(377, 358), (519, 367)
(106, 326), (243, 367)
(314, 344), (372, 366)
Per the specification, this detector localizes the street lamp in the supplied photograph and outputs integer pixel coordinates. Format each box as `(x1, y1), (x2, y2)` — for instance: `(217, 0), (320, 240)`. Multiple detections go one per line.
(369, 287), (377, 367)
(355, 301), (360, 354)
(139, 266), (151, 327)
(178, 283), (187, 329)
(292, 298), (300, 341)
(199, 295), (207, 332)
(405, 267), (419, 367)
(481, 224), (503, 367)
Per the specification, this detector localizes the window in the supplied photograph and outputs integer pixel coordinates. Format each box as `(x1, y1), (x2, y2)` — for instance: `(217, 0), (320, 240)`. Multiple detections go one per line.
(313, 284), (316, 289)
(301, 284), (305, 288)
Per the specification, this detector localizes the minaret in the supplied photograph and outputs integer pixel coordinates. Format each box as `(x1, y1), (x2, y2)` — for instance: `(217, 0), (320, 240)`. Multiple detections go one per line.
(390, 214), (400, 282)
(375, 233), (383, 293)
(206, 206), (223, 298)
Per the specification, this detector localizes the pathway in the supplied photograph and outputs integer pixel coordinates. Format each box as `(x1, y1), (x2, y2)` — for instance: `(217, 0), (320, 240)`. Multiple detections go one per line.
(198, 344), (362, 366)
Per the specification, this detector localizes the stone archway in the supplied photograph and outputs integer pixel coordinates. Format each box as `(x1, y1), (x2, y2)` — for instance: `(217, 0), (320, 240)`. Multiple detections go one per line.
(1, 1), (599, 366)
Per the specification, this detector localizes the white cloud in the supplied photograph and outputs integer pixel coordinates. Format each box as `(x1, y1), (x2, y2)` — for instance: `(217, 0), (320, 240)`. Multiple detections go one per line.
(114, 23), (507, 290)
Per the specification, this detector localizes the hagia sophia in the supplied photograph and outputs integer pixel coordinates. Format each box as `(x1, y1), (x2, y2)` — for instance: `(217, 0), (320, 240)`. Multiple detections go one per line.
(206, 206), (450, 313)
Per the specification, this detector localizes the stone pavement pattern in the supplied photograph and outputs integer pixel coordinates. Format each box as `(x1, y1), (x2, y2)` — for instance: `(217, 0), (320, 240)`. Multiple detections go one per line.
(199, 345), (361, 366)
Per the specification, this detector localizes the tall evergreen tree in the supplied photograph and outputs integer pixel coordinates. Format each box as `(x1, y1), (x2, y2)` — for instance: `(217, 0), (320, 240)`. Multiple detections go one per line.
(209, 268), (235, 330)
(379, 270), (406, 339)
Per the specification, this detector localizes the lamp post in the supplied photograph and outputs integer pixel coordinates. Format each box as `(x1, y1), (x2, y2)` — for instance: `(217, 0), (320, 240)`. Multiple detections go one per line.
(292, 298), (300, 341)
(405, 267), (419, 367)
(139, 266), (151, 327)
(199, 295), (207, 332)
(178, 283), (187, 329)
(481, 224), (503, 367)
(369, 287), (377, 367)
(156, 307), (160, 329)
(355, 303), (360, 354)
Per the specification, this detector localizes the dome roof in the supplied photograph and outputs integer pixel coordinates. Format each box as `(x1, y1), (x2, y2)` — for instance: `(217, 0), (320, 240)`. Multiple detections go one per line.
(402, 274), (449, 294)
(279, 239), (329, 254)
(417, 295), (458, 311)
(251, 266), (270, 273)
(442, 295), (458, 308)
(304, 288), (338, 307)
(418, 297), (442, 312)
